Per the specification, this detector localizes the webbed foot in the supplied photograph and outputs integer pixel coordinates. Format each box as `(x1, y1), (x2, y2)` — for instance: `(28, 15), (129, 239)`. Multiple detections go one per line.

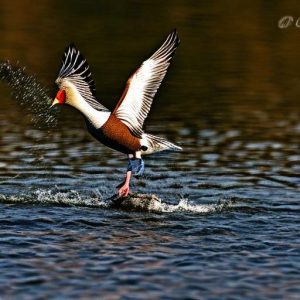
(118, 183), (130, 197)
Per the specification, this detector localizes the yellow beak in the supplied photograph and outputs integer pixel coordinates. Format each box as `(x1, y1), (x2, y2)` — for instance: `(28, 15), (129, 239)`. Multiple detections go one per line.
(50, 98), (60, 108)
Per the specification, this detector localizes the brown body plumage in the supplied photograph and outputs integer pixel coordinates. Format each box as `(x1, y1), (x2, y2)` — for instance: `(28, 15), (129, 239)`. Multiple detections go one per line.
(86, 114), (141, 154)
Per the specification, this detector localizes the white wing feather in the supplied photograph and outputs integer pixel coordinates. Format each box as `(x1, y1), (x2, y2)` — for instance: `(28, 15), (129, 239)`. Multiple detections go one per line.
(114, 29), (180, 137)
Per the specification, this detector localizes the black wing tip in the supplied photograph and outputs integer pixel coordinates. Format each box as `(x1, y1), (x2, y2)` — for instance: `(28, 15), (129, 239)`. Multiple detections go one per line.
(64, 42), (77, 53)
(60, 42), (86, 74)
(170, 28), (180, 47)
(58, 42), (97, 97)
(159, 28), (180, 61)
(150, 28), (180, 61)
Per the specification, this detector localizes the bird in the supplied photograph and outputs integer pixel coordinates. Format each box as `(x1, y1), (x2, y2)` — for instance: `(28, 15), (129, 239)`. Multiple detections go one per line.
(51, 29), (182, 197)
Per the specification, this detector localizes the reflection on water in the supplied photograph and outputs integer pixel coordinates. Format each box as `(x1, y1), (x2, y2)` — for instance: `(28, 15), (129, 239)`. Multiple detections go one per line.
(0, 1), (300, 299)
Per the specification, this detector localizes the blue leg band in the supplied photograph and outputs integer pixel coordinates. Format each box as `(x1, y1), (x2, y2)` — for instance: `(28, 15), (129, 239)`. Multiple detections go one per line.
(127, 158), (145, 177)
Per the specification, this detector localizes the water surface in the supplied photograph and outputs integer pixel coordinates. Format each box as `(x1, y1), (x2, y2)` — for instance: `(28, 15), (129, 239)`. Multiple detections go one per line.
(0, 1), (300, 299)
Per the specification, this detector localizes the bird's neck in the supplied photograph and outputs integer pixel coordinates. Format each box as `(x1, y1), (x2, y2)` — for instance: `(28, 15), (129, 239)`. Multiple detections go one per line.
(67, 88), (110, 129)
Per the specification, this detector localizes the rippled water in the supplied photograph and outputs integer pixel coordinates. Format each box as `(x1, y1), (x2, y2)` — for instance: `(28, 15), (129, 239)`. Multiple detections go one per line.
(0, 1), (300, 299)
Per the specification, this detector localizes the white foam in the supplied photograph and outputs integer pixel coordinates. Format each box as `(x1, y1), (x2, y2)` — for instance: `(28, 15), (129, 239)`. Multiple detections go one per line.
(0, 189), (106, 208)
(158, 198), (222, 213)
(0, 189), (233, 214)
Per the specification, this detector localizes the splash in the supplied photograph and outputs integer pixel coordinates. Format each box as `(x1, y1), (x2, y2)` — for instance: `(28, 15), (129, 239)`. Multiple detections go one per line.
(0, 189), (103, 208)
(0, 61), (58, 128)
(0, 189), (235, 214)
(108, 193), (230, 213)
(158, 198), (231, 213)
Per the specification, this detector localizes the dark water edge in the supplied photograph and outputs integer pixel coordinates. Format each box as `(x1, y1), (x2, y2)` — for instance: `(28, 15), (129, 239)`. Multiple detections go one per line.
(0, 0), (300, 299)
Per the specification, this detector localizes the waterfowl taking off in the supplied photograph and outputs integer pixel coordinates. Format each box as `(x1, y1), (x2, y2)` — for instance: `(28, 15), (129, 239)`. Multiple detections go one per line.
(51, 29), (182, 197)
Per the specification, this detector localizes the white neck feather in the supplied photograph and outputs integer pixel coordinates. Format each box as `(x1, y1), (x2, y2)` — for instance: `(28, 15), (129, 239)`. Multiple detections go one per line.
(65, 82), (110, 128)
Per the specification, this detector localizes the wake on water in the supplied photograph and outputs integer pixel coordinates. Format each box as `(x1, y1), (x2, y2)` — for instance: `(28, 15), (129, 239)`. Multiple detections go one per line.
(0, 189), (235, 214)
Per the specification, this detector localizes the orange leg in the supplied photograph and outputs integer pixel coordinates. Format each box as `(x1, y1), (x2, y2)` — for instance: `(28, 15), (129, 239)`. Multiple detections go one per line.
(118, 170), (132, 197)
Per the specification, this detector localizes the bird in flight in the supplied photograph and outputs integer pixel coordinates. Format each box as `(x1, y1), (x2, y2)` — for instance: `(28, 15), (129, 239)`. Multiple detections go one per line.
(51, 29), (182, 197)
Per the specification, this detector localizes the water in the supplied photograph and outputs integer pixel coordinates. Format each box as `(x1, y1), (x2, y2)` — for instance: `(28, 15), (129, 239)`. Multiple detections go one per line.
(0, 1), (300, 299)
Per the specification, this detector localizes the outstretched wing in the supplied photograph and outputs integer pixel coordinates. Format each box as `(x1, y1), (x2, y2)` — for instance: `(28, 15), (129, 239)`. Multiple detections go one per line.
(56, 43), (109, 112)
(113, 29), (180, 137)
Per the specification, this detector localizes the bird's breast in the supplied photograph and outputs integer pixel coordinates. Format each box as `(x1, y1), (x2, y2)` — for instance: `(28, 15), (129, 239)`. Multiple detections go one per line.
(86, 114), (141, 154)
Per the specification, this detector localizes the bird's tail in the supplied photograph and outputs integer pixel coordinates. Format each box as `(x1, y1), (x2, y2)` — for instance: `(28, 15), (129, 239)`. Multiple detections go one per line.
(142, 133), (182, 155)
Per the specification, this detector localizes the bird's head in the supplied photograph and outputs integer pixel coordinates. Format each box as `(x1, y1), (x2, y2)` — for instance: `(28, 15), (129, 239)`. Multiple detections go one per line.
(50, 43), (107, 112)
(51, 79), (78, 108)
